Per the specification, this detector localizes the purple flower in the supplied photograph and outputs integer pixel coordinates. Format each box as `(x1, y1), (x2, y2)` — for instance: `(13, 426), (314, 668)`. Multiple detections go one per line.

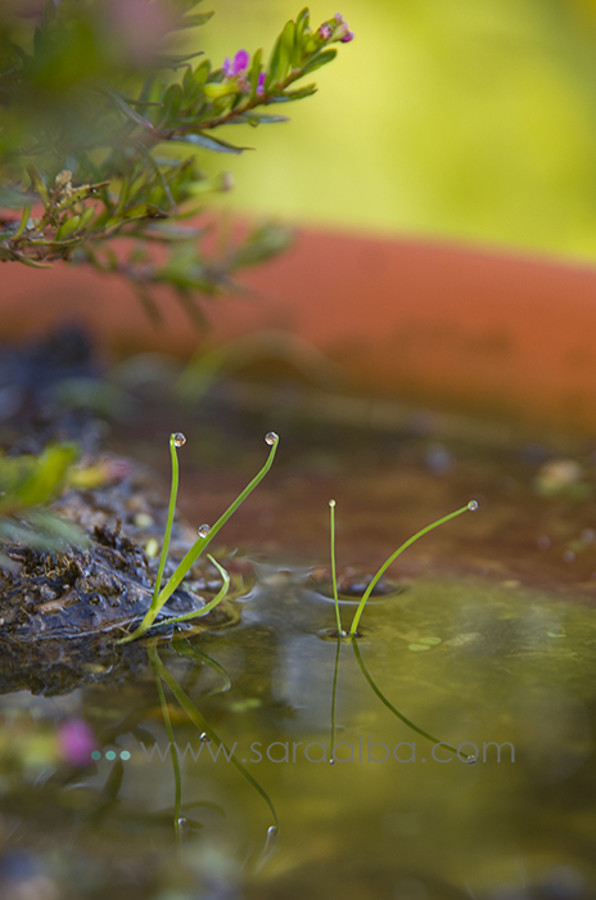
(222, 50), (265, 96)
(319, 24), (332, 40)
(223, 49), (250, 78)
(57, 719), (96, 766)
(332, 13), (355, 42)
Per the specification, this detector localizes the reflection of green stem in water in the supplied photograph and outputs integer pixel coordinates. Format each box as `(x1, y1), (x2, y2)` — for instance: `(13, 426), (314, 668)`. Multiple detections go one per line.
(348, 501), (478, 638)
(147, 644), (279, 832)
(329, 636), (342, 763)
(149, 646), (183, 841)
(351, 639), (462, 757)
(171, 638), (231, 695)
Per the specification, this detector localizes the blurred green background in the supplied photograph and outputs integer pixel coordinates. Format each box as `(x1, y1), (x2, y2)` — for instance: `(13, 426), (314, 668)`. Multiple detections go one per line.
(198, 0), (596, 261)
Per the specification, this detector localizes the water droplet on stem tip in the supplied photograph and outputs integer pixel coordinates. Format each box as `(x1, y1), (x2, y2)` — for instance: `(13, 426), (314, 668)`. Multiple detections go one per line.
(467, 500), (479, 511)
(172, 432), (186, 447)
(264, 431), (279, 446)
(197, 524), (211, 539)
(329, 499), (336, 507)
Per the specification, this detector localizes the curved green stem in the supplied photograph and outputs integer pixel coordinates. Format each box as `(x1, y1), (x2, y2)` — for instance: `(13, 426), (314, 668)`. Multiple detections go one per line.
(146, 555), (230, 631)
(349, 503), (474, 638)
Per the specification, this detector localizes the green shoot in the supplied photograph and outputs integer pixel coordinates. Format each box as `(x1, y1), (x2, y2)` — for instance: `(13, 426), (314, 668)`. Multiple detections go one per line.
(328, 499), (478, 638)
(118, 431), (279, 644)
(153, 432), (186, 607)
(145, 553), (231, 633)
(328, 499), (345, 636)
(349, 501), (478, 637)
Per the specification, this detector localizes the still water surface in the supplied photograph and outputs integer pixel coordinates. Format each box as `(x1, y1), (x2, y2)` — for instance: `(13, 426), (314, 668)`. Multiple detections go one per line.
(1, 565), (594, 900)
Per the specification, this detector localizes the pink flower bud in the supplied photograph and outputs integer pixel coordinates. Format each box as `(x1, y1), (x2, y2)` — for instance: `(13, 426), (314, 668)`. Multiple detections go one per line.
(58, 719), (96, 766)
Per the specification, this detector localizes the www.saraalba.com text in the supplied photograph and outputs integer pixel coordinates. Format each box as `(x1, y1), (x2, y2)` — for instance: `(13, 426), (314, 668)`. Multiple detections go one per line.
(135, 736), (515, 765)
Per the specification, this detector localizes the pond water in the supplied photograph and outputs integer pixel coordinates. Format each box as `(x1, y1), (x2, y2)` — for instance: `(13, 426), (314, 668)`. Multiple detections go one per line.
(1, 357), (596, 899)
(1, 571), (594, 899)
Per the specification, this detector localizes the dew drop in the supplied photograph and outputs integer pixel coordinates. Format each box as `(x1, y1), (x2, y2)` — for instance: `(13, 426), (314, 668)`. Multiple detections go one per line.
(264, 431), (279, 446)
(172, 432), (186, 447)
(177, 816), (189, 831)
(197, 524), (211, 539)
(266, 825), (278, 840)
(467, 500), (479, 511)
(329, 499), (336, 508)
(199, 732), (210, 743)
(329, 758), (335, 765)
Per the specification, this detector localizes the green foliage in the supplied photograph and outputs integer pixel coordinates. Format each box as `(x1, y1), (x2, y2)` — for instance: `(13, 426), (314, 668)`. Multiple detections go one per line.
(0, 2), (352, 318)
(0, 444), (79, 515)
(0, 444), (89, 567)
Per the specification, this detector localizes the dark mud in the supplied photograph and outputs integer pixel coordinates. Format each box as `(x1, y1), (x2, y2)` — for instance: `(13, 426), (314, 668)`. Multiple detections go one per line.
(0, 461), (242, 694)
